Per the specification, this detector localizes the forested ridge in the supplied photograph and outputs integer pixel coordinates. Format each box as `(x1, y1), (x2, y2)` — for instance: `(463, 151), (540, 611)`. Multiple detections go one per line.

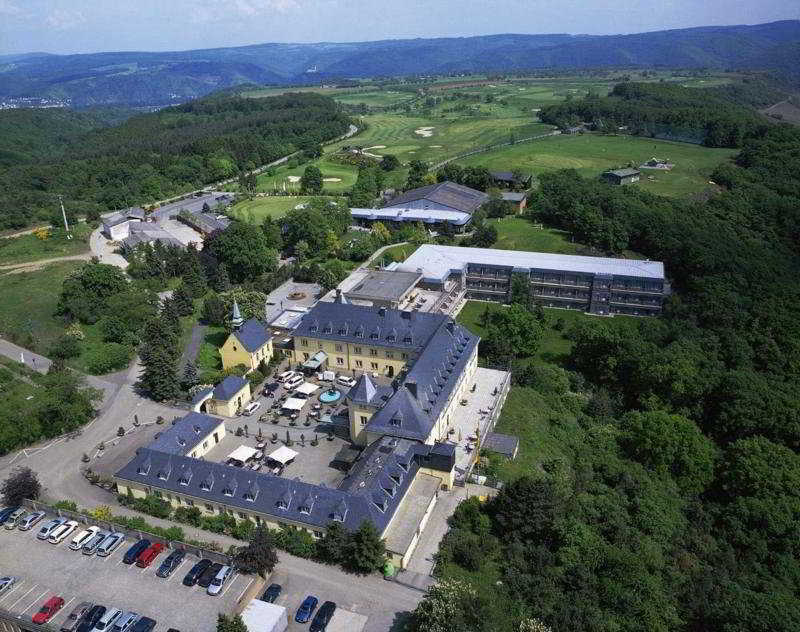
(539, 80), (785, 147)
(413, 121), (800, 631)
(0, 93), (350, 229)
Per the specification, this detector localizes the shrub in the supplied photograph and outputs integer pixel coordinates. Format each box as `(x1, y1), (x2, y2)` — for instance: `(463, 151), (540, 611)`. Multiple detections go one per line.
(53, 500), (78, 512)
(83, 343), (132, 374)
(174, 506), (203, 527)
(276, 526), (316, 558)
(131, 495), (172, 519)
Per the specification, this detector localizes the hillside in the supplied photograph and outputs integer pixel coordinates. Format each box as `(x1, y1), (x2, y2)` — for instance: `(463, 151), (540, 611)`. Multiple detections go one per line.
(0, 93), (350, 229)
(1, 20), (798, 106)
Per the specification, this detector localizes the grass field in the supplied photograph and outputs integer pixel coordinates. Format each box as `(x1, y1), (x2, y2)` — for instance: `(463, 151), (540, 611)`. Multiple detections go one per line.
(488, 217), (580, 254)
(254, 159), (359, 194)
(228, 196), (337, 223)
(0, 224), (91, 266)
(333, 90), (414, 107)
(459, 133), (737, 198)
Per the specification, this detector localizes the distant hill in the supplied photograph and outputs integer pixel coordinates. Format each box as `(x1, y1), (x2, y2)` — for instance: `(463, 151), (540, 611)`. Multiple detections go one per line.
(1, 20), (798, 106)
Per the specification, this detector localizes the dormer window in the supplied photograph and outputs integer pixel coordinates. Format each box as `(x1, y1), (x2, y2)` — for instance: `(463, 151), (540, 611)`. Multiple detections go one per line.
(157, 469), (170, 481)
(332, 499), (348, 522)
(276, 490), (292, 510)
(338, 325), (348, 335)
(390, 471), (402, 485)
(398, 460), (409, 472)
(137, 460), (151, 476)
(370, 331), (379, 340)
(178, 470), (192, 486)
(299, 494), (314, 515)
(372, 493), (388, 512)
(403, 334), (412, 344)
(222, 485), (234, 497)
(323, 321), (333, 334)
(387, 329), (397, 342)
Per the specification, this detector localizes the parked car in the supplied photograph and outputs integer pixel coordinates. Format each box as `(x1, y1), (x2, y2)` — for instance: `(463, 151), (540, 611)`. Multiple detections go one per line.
(123, 539), (151, 565)
(278, 370), (300, 383)
(3, 507), (26, 530)
(130, 618), (156, 632)
(110, 611), (139, 632)
(32, 595), (65, 624)
(182, 559), (212, 586)
(336, 375), (357, 388)
(310, 601), (337, 632)
(207, 565), (233, 596)
(70, 526), (100, 551)
(0, 506), (20, 526)
(197, 562), (223, 588)
(156, 549), (185, 577)
(90, 607), (122, 632)
(49, 520), (79, 544)
(0, 576), (16, 596)
(60, 602), (93, 632)
(135, 541), (166, 567)
(243, 402), (261, 416)
(97, 532), (125, 557)
(261, 583), (281, 603)
(37, 517), (68, 540)
(82, 529), (110, 555)
(295, 596), (319, 623)
(249, 461), (262, 471)
(76, 605), (106, 632)
(18, 510), (46, 531)
(284, 375), (304, 390)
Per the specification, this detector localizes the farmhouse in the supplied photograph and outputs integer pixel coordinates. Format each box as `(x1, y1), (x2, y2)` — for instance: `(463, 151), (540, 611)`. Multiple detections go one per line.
(602, 168), (641, 185)
(490, 171), (532, 189)
(101, 207), (145, 240)
(396, 244), (667, 316)
(501, 191), (528, 214)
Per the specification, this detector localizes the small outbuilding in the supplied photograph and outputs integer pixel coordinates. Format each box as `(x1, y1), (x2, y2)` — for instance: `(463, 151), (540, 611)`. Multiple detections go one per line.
(203, 375), (251, 417)
(602, 168), (641, 185)
(240, 598), (288, 632)
(483, 432), (520, 460)
(501, 192), (528, 214)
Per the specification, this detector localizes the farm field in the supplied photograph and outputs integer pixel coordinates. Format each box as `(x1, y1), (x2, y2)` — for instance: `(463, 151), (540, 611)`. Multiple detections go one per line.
(459, 133), (737, 197)
(228, 196), (339, 223)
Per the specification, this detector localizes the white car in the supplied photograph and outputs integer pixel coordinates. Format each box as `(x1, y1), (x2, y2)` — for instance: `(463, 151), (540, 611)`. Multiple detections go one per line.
(207, 565), (233, 596)
(0, 576), (16, 596)
(242, 402), (261, 416)
(278, 370), (300, 383)
(69, 525), (99, 551)
(336, 374), (357, 388)
(48, 520), (79, 544)
(284, 375), (304, 390)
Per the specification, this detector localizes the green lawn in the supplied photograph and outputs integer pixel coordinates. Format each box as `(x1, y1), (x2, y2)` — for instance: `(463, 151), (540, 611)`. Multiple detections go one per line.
(333, 90), (413, 107)
(195, 326), (228, 382)
(459, 133), (737, 198)
(0, 224), (91, 266)
(374, 243), (418, 266)
(228, 196), (332, 223)
(254, 159), (359, 195)
(487, 217), (580, 254)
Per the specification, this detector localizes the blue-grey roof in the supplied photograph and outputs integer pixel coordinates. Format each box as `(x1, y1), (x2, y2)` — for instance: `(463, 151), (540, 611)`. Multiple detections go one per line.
(213, 375), (248, 401)
(147, 412), (223, 456)
(102, 213), (130, 228)
(385, 181), (488, 214)
(233, 319), (271, 353)
(294, 302), (444, 352)
(351, 207), (472, 226)
(501, 192), (527, 202)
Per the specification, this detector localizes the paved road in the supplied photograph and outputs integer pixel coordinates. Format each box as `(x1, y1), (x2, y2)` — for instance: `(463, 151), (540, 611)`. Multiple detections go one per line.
(89, 226), (129, 268)
(180, 322), (207, 368)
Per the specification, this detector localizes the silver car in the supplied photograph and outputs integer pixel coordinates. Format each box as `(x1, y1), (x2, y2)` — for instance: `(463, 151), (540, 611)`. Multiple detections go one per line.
(60, 601), (93, 632)
(3, 508), (26, 530)
(82, 529), (110, 555)
(96, 532), (125, 557)
(207, 565), (232, 596)
(18, 511), (46, 531)
(37, 517), (67, 540)
(0, 576), (16, 596)
(110, 611), (139, 632)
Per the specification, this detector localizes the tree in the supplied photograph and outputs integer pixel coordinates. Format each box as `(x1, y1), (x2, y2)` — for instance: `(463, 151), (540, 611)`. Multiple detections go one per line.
(344, 520), (386, 574)
(316, 521), (348, 565)
(410, 579), (490, 632)
(406, 160), (428, 190)
(181, 261), (207, 298)
(172, 283), (194, 316)
(234, 526), (278, 578)
(372, 221), (391, 244)
(217, 614), (248, 632)
(379, 154), (400, 171)
(212, 262), (231, 292)
(481, 304), (543, 364)
(510, 272), (531, 307)
(1, 467), (41, 505)
(300, 165), (323, 194)
(56, 262), (129, 324)
(294, 239), (310, 263)
(136, 343), (180, 402)
(49, 334), (81, 360)
(469, 223), (497, 248)
(205, 221), (278, 283)
(482, 189), (509, 218)
(260, 216), (283, 251)
(182, 360), (198, 390)
(201, 292), (227, 326)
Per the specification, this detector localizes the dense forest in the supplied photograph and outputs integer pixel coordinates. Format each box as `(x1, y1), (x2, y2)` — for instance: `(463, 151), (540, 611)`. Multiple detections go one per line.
(539, 80), (784, 147)
(413, 122), (800, 631)
(0, 93), (350, 229)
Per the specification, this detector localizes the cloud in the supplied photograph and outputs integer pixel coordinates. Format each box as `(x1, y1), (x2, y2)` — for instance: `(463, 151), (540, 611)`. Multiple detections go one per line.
(0, 0), (22, 16)
(192, 0), (300, 23)
(45, 8), (87, 30)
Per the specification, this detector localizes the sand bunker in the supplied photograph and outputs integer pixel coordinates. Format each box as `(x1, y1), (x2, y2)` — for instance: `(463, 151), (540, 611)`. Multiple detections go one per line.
(430, 145), (442, 148)
(414, 127), (435, 137)
(364, 145), (387, 150)
(323, 178), (342, 182)
(287, 175), (301, 183)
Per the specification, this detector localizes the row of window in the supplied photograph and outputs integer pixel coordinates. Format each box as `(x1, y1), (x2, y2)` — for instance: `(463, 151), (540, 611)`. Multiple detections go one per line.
(299, 339), (408, 360)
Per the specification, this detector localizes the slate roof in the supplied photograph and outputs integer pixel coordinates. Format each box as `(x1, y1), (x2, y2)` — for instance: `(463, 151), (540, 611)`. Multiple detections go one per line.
(148, 412), (223, 456)
(490, 171), (530, 184)
(484, 432), (520, 459)
(294, 302), (444, 351)
(502, 192), (527, 202)
(351, 206), (472, 226)
(232, 319), (271, 352)
(213, 375), (248, 401)
(385, 181), (488, 214)
(102, 213), (131, 228)
(605, 168), (641, 177)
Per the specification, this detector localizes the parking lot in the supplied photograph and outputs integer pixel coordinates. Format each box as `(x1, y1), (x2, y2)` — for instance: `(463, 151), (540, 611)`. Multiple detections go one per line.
(0, 519), (251, 632)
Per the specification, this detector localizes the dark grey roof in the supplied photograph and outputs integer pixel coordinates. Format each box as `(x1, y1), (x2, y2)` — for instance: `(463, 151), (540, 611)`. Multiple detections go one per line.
(605, 168), (640, 177)
(148, 412), (223, 456)
(366, 320), (479, 441)
(294, 302), (444, 351)
(103, 213), (130, 228)
(386, 181), (488, 214)
(483, 432), (520, 458)
(345, 270), (421, 302)
(126, 207), (146, 220)
(348, 374), (377, 404)
(233, 319), (271, 352)
(502, 192), (527, 202)
(213, 375), (248, 401)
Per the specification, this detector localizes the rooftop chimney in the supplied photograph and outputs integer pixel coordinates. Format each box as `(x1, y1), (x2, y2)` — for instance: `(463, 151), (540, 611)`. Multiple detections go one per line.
(405, 379), (418, 399)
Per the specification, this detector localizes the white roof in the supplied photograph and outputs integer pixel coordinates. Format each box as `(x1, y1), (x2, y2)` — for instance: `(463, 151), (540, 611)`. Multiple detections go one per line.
(227, 445), (258, 462)
(240, 598), (288, 632)
(398, 244), (665, 282)
(350, 207), (471, 226)
(282, 397), (306, 411)
(268, 445), (299, 465)
(295, 382), (320, 395)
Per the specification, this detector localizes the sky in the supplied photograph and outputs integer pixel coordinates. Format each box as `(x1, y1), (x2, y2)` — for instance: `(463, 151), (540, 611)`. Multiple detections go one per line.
(0, 0), (796, 56)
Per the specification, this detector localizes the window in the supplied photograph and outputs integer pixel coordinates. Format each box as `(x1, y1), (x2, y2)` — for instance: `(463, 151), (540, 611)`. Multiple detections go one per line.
(313, 530), (323, 539)
(335, 344), (343, 352)
(402, 353), (408, 360)
(386, 352), (394, 359)
(301, 339), (308, 347)
(360, 415), (368, 425)
(303, 352), (309, 360)
(186, 499), (194, 506)
(355, 360), (363, 368)
(354, 346), (362, 354)
(238, 512), (247, 520)
(232, 345), (237, 351)
(370, 349), (378, 356)
(336, 357), (344, 365)
(205, 503), (214, 511)
(154, 490), (162, 498)
(371, 362), (378, 370)
(202, 441), (208, 449)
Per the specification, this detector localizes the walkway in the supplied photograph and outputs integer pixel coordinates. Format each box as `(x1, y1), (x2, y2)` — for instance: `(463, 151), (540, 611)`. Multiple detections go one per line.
(180, 322), (207, 368)
(89, 227), (129, 269)
(0, 253), (92, 274)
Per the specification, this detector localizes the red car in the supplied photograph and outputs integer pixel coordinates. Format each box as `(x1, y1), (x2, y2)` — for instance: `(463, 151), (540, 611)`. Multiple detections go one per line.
(32, 596), (64, 624)
(136, 541), (166, 567)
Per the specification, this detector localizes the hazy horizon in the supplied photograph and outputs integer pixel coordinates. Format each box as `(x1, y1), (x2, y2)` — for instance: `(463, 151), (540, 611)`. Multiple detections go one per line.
(0, 0), (797, 56)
